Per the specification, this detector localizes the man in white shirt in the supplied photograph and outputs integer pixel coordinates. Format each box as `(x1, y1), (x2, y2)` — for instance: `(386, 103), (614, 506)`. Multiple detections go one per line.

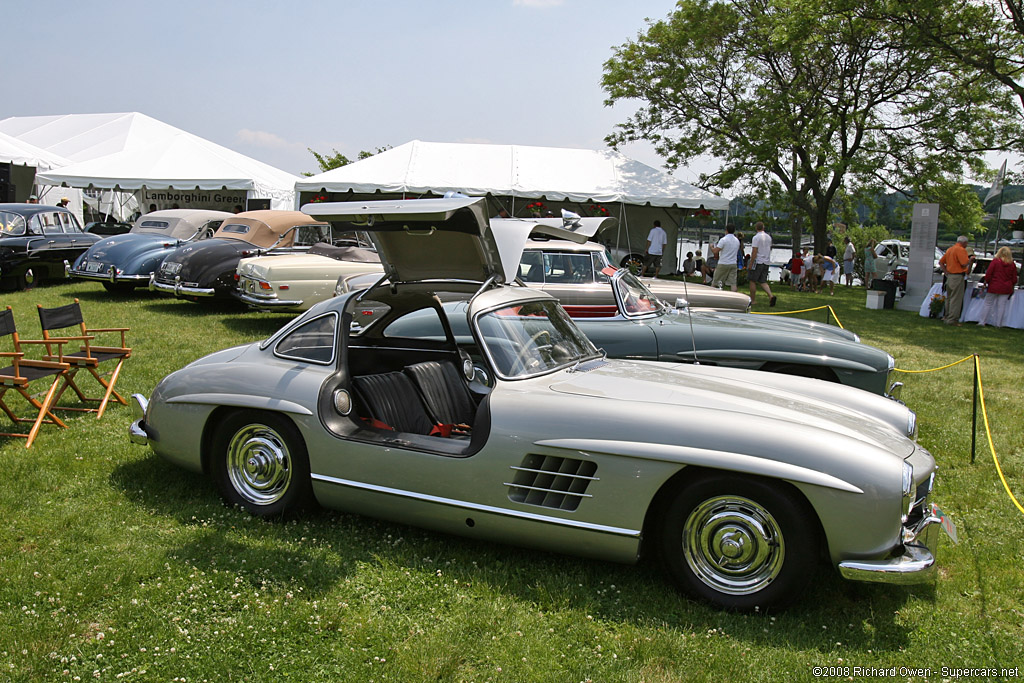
(842, 236), (856, 286)
(644, 220), (668, 277)
(710, 225), (741, 291)
(749, 221), (776, 306)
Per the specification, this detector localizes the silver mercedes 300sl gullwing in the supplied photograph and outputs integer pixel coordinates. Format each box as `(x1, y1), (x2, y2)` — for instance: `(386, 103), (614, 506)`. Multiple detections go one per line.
(129, 197), (956, 610)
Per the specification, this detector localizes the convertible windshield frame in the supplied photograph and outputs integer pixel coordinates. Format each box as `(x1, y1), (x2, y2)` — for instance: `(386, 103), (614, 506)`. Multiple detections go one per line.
(611, 270), (668, 319)
(472, 298), (601, 381)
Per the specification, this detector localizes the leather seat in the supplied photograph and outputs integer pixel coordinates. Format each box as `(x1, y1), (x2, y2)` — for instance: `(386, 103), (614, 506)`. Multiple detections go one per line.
(404, 360), (476, 428)
(352, 371), (434, 434)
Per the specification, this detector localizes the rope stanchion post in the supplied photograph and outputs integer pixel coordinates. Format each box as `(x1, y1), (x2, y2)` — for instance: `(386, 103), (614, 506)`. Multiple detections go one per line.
(971, 355), (979, 464)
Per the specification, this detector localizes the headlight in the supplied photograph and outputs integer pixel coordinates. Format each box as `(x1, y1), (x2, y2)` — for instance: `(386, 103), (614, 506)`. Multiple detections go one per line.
(901, 461), (914, 523)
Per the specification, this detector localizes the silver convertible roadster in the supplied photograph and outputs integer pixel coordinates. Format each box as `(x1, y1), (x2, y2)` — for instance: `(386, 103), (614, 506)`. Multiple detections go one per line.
(129, 198), (955, 610)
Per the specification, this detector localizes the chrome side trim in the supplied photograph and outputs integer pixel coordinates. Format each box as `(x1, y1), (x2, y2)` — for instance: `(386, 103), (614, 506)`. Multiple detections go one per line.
(165, 393), (313, 416)
(233, 290), (304, 308)
(310, 473), (640, 538)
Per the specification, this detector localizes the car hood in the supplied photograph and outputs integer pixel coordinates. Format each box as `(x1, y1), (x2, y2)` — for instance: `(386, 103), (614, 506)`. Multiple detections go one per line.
(643, 279), (752, 309)
(548, 360), (914, 457)
(680, 309), (858, 341)
(304, 198), (615, 284)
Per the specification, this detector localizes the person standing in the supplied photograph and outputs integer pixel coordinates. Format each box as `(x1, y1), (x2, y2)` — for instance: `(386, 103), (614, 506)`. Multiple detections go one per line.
(788, 251), (804, 289)
(978, 246), (1019, 327)
(864, 240), (877, 288)
(710, 225), (741, 291)
(644, 220), (668, 277)
(842, 236), (855, 286)
(938, 235), (973, 326)
(825, 237), (837, 261)
(748, 221), (776, 306)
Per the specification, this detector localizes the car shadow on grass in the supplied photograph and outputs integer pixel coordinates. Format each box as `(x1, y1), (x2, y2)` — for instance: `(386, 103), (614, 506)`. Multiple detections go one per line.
(109, 452), (932, 653)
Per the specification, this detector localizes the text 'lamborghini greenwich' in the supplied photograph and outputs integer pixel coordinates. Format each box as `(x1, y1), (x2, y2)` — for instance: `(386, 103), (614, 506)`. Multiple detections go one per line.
(129, 197), (956, 610)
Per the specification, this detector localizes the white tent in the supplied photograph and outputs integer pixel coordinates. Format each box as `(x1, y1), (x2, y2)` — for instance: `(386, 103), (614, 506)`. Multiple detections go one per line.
(295, 140), (729, 210)
(2, 113), (298, 211)
(0, 131), (71, 170)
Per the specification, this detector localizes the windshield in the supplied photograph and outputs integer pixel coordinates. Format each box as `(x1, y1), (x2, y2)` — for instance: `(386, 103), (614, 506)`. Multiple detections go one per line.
(0, 211), (27, 236)
(475, 299), (599, 379)
(613, 271), (667, 317)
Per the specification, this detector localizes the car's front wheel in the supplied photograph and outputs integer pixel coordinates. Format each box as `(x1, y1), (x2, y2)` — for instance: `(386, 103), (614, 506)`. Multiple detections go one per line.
(660, 473), (818, 610)
(212, 411), (312, 518)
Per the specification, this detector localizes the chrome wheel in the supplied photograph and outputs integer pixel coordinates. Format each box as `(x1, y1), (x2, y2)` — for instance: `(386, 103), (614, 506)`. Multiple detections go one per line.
(682, 495), (785, 596)
(225, 423), (294, 506)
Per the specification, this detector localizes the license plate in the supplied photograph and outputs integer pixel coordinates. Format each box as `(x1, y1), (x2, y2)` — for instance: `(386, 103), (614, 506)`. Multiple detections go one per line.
(161, 262), (182, 275)
(85, 261), (105, 273)
(931, 503), (958, 544)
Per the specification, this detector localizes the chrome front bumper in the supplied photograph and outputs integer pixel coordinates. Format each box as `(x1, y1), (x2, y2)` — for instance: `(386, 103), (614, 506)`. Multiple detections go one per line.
(837, 503), (955, 584)
(150, 273), (215, 297)
(128, 394), (151, 446)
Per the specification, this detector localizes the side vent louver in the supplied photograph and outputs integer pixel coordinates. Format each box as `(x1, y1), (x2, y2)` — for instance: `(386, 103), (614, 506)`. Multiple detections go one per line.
(506, 454), (598, 511)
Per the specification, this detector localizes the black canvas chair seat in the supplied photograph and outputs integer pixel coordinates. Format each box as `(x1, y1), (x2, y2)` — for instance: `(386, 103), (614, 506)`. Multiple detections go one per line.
(352, 372), (435, 435)
(404, 360), (477, 428)
(37, 298), (131, 419)
(0, 306), (70, 448)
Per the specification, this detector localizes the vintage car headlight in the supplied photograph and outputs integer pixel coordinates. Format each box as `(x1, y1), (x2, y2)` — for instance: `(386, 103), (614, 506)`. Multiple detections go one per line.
(901, 461), (915, 523)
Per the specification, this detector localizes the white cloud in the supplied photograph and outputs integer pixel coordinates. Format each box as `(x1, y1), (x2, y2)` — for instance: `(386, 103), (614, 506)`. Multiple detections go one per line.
(513, 0), (564, 7)
(236, 128), (304, 151)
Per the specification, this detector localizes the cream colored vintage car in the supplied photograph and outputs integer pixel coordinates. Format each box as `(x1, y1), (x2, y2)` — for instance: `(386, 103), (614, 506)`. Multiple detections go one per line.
(235, 243), (383, 311)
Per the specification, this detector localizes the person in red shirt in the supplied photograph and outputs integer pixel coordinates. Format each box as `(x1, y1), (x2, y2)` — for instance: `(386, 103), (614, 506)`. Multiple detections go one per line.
(788, 252), (804, 290)
(978, 246), (1019, 327)
(938, 236), (973, 326)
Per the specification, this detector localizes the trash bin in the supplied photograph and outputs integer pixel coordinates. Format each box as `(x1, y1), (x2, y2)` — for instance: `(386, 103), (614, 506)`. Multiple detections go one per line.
(869, 279), (897, 309)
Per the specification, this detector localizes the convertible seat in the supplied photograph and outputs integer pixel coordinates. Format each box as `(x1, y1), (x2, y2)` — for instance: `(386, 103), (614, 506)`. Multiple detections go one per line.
(404, 360), (476, 429)
(36, 298), (131, 419)
(0, 307), (71, 448)
(352, 371), (435, 435)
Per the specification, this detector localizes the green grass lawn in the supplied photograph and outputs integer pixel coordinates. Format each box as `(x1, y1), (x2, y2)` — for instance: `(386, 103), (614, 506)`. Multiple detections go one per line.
(1, 281), (1022, 682)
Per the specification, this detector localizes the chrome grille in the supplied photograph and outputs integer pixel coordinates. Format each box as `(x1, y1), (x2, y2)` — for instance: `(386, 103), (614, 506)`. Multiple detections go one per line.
(506, 454), (598, 511)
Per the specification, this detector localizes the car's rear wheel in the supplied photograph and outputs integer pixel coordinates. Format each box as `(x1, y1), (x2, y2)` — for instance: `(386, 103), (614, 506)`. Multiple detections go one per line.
(660, 473), (818, 610)
(212, 410), (312, 518)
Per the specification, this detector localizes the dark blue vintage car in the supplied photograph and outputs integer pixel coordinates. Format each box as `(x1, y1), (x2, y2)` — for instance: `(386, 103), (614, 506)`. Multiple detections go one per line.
(70, 209), (232, 292)
(0, 203), (100, 290)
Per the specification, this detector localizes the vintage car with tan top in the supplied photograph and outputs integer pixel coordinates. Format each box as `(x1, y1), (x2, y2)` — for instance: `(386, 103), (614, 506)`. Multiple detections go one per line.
(235, 242), (383, 311)
(151, 210), (331, 300)
(130, 197), (955, 611)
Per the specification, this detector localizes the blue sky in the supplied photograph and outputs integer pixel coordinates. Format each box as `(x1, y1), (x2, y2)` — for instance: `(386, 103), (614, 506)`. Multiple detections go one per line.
(7, 0), (687, 178)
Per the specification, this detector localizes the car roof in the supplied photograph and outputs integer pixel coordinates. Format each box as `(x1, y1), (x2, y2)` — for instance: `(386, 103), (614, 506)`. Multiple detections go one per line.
(212, 210), (328, 248)
(0, 203), (73, 217)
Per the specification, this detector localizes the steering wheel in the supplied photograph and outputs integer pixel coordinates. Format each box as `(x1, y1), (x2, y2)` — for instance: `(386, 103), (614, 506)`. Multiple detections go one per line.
(509, 330), (552, 375)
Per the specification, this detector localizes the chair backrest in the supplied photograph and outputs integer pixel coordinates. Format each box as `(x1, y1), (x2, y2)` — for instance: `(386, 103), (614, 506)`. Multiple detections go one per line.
(352, 371), (435, 434)
(0, 308), (16, 340)
(38, 301), (84, 335)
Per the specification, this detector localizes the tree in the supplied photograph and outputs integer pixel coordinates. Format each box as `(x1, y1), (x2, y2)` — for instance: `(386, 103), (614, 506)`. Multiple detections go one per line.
(303, 145), (392, 176)
(601, 0), (1021, 250)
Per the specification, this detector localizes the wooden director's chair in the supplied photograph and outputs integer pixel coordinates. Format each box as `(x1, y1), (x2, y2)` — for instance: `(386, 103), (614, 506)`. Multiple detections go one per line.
(0, 306), (71, 448)
(36, 299), (131, 419)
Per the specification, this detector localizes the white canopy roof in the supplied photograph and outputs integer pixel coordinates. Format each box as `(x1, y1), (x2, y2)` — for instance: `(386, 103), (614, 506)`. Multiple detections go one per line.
(1000, 200), (1024, 221)
(295, 140), (730, 210)
(2, 113), (298, 209)
(0, 131), (71, 170)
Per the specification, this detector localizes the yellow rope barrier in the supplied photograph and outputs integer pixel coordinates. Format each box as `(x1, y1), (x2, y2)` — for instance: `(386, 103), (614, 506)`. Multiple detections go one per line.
(894, 354), (1023, 517)
(975, 355), (1024, 515)
(752, 305), (845, 329)
(892, 355), (975, 374)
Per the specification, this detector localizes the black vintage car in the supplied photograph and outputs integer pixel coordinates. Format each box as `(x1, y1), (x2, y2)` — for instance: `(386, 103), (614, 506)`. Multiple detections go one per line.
(0, 204), (101, 290)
